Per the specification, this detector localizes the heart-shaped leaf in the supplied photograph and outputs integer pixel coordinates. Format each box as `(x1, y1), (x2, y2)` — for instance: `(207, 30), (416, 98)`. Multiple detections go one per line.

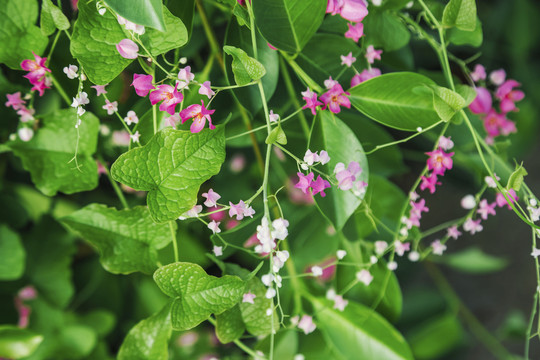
(111, 127), (226, 223)
(153, 262), (245, 331)
(104, 0), (166, 31)
(9, 109), (99, 197)
(60, 204), (174, 274)
(118, 303), (172, 360)
(223, 45), (266, 86)
(442, 0), (477, 32)
(41, 0), (70, 36)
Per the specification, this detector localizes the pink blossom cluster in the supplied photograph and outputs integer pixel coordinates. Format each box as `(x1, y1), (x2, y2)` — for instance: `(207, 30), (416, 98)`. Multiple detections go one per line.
(20, 52), (52, 96)
(401, 196), (429, 236)
(327, 0), (368, 43)
(351, 67), (381, 87)
(468, 65), (524, 144)
(419, 136), (455, 194)
(334, 161), (367, 196)
(130, 67), (217, 133)
(295, 172), (331, 197)
(5, 92), (35, 123)
(320, 82), (351, 114)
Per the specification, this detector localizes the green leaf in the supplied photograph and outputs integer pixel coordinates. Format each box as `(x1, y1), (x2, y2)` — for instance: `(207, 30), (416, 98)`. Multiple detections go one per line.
(310, 112), (369, 230)
(41, 0), (70, 36)
(312, 298), (414, 360)
(111, 127), (226, 223)
(117, 304), (172, 360)
(363, 10), (410, 51)
(25, 217), (76, 308)
(442, 0), (477, 31)
(60, 204), (173, 275)
(455, 84), (477, 107)
(216, 305), (245, 343)
(507, 163), (528, 191)
(252, 0), (327, 53)
(153, 262), (245, 331)
(9, 109), (99, 196)
(439, 247), (508, 274)
(141, 7), (188, 57)
(57, 325), (97, 358)
(408, 313), (464, 359)
(240, 277), (278, 336)
(224, 18), (279, 114)
(0, 225), (25, 280)
(428, 85), (467, 122)
(0, 326), (43, 359)
(448, 18), (483, 47)
(167, 0), (195, 39)
(349, 72), (442, 131)
(223, 45), (266, 86)
(104, 0), (166, 31)
(0, 0), (48, 69)
(265, 125), (287, 145)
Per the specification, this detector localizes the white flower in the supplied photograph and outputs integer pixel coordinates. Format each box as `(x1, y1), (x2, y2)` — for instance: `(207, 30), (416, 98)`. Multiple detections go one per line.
(311, 266), (323, 277)
(207, 220), (221, 234)
(63, 64), (79, 79)
(336, 250), (347, 260)
(461, 195), (476, 209)
(356, 269), (373, 285)
(213, 245), (223, 256)
(124, 110), (139, 125)
(271, 218), (289, 240)
(18, 127), (34, 142)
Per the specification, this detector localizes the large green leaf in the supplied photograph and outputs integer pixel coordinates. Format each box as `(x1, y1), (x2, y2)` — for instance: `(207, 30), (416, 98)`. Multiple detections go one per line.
(442, 0), (477, 32)
(153, 262), (245, 331)
(223, 45), (266, 86)
(111, 127), (226, 223)
(104, 0), (166, 31)
(24, 217), (76, 308)
(363, 10), (410, 51)
(312, 298), (414, 360)
(0, 0), (48, 69)
(60, 204), (173, 275)
(0, 225), (25, 280)
(349, 72), (441, 131)
(168, 0), (195, 39)
(448, 18), (483, 47)
(0, 326), (43, 359)
(252, 0), (327, 53)
(439, 247), (508, 274)
(408, 313), (464, 359)
(295, 34), (361, 85)
(216, 305), (245, 343)
(9, 109), (99, 196)
(310, 112), (369, 230)
(240, 277), (278, 336)
(224, 19), (279, 114)
(117, 304), (172, 360)
(71, 1), (186, 84)
(41, 0), (70, 36)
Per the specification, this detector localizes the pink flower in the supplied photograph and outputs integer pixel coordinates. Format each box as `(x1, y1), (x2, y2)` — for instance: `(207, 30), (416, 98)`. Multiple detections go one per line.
(495, 80), (524, 113)
(301, 88), (323, 115)
(18, 107), (35, 123)
(298, 315), (316, 334)
(295, 172), (315, 194)
(150, 84), (183, 115)
(470, 64), (486, 82)
(438, 136), (454, 151)
(490, 69), (506, 86)
(5, 92), (26, 110)
(269, 110), (280, 122)
(320, 84), (351, 114)
(326, 0), (344, 15)
(177, 66), (195, 90)
(18, 286), (37, 300)
(102, 99), (118, 115)
(365, 45), (382, 64)
(468, 87), (492, 114)
(351, 68), (381, 87)
(425, 149), (454, 176)
(267, 42), (277, 50)
(333, 295), (348, 311)
(242, 292), (256, 304)
(202, 188), (221, 207)
(179, 100), (216, 133)
(447, 225), (462, 240)
(228, 200), (255, 220)
(131, 74), (155, 97)
(495, 189), (518, 209)
(420, 173), (440, 194)
(198, 81), (215, 99)
(91, 84), (108, 96)
(208, 206), (226, 222)
(116, 39), (139, 59)
(344, 22), (364, 42)
(410, 198), (429, 217)
(21, 52), (51, 96)
(477, 199), (496, 220)
(165, 113), (181, 128)
(463, 218), (483, 234)
(334, 161), (362, 190)
(395, 241), (410, 256)
(324, 76), (339, 89)
(340, 0), (368, 22)
(311, 175), (331, 197)
(340, 52), (356, 67)
(431, 240), (447, 255)
(208, 221), (221, 234)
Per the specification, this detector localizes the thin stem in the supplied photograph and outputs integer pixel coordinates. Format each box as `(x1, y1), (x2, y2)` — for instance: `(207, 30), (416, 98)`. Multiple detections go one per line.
(196, 0), (225, 71)
(49, 72), (71, 105)
(169, 221), (179, 263)
(97, 155), (129, 209)
(102, 93), (133, 135)
(279, 57), (310, 138)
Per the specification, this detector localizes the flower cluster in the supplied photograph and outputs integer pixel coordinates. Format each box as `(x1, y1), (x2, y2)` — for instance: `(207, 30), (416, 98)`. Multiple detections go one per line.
(468, 65), (524, 144)
(334, 161), (367, 196)
(5, 92), (36, 142)
(21, 52), (52, 96)
(327, 0), (368, 43)
(320, 81), (351, 114)
(420, 136), (455, 194)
